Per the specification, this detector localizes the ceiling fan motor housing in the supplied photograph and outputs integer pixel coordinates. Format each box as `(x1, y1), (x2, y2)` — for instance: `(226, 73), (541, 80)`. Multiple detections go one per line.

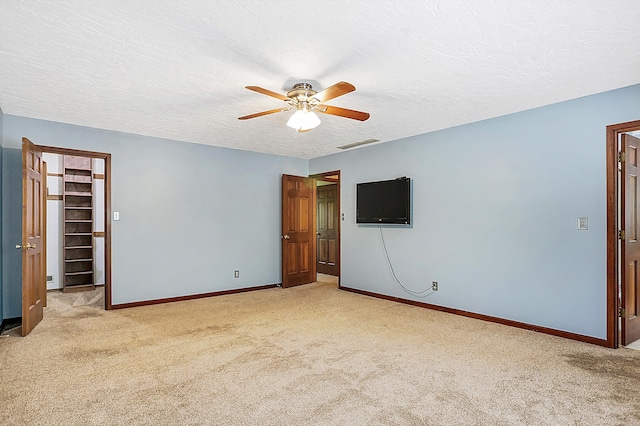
(287, 83), (317, 102)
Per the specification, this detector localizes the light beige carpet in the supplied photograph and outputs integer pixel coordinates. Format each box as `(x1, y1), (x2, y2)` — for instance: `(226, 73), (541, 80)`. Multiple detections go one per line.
(1, 278), (639, 425)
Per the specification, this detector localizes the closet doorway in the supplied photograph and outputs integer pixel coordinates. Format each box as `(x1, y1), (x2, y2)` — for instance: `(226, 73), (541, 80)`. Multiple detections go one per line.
(40, 145), (112, 310)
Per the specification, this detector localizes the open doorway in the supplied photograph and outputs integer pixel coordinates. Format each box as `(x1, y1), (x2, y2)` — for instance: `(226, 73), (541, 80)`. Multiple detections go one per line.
(607, 120), (640, 349)
(42, 152), (105, 308)
(39, 145), (112, 311)
(311, 171), (341, 288)
(18, 141), (111, 337)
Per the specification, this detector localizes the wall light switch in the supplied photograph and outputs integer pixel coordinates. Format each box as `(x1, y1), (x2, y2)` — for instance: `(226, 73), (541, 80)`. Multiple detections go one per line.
(113, 211), (120, 221)
(577, 217), (588, 230)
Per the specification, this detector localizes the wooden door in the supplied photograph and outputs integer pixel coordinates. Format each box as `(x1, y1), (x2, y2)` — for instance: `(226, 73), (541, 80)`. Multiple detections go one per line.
(21, 138), (46, 336)
(317, 184), (339, 275)
(622, 134), (640, 345)
(282, 174), (317, 288)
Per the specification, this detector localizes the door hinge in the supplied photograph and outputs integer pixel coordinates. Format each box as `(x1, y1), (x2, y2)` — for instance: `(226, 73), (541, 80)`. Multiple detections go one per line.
(619, 229), (626, 240)
(619, 307), (626, 318)
(619, 151), (626, 162)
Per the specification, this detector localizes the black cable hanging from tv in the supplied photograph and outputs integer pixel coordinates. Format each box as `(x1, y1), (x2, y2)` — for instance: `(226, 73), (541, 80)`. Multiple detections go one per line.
(379, 226), (432, 296)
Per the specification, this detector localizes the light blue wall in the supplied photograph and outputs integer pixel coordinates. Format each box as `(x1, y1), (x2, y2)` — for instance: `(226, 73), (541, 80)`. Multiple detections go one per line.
(310, 84), (640, 340)
(0, 106), (4, 322)
(2, 116), (307, 306)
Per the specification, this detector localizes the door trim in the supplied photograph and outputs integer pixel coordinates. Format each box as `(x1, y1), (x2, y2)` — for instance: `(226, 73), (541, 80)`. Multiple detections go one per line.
(310, 170), (341, 285)
(37, 145), (113, 310)
(607, 119), (640, 348)
(42, 159), (47, 309)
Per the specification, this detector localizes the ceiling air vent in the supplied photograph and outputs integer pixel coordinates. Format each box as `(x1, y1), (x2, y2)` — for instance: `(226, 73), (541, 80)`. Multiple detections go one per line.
(337, 139), (380, 150)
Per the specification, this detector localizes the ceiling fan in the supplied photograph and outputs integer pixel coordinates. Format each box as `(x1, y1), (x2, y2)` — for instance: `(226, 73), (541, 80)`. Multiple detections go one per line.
(238, 81), (370, 132)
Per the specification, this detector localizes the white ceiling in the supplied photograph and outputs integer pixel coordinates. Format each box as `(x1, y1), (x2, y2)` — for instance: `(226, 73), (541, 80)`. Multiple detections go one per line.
(1, 1), (639, 159)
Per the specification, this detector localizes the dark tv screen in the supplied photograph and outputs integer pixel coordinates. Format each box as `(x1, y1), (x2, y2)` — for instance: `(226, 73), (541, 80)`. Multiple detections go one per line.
(356, 177), (410, 224)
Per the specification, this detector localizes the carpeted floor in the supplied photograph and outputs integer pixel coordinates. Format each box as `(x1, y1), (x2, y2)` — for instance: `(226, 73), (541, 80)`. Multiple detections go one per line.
(44, 286), (105, 312)
(1, 277), (639, 425)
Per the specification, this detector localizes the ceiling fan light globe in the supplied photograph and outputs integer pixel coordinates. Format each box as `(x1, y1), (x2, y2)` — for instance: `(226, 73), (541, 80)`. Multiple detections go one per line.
(286, 110), (321, 132)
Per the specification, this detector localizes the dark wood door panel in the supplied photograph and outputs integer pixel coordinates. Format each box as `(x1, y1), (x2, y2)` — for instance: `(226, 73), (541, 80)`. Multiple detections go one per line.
(317, 184), (339, 276)
(22, 138), (45, 336)
(282, 175), (316, 287)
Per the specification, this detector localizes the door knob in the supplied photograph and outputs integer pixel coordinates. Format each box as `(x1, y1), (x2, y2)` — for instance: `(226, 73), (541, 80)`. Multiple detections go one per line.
(16, 243), (36, 250)
(283, 235), (290, 240)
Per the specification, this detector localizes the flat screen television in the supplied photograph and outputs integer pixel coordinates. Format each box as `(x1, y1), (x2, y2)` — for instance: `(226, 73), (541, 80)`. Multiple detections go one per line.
(356, 177), (411, 224)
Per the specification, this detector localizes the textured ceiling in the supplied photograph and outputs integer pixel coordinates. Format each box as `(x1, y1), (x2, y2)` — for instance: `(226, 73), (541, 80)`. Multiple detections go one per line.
(1, 1), (639, 159)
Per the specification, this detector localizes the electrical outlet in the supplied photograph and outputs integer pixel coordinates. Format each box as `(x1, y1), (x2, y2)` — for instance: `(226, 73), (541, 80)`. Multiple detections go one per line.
(432, 281), (438, 291)
(234, 270), (239, 278)
(577, 217), (588, 230)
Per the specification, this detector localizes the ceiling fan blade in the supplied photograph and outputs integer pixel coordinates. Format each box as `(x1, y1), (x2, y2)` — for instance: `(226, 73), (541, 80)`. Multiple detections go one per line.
(238, 107), (290, 120)
(315, 105), (370, 121)
(311, 81), (356, 103)
(245, 86), (290, 101)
